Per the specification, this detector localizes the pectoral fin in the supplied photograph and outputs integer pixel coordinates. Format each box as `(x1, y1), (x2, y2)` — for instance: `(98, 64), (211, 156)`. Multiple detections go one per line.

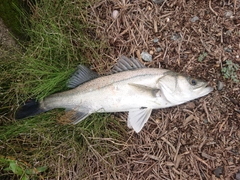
(127, 109), (152, 133)
(128, 83), (162, 97)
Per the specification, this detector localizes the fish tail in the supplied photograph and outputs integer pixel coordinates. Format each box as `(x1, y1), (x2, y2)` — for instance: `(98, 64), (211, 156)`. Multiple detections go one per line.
(15, 99), (46, 119)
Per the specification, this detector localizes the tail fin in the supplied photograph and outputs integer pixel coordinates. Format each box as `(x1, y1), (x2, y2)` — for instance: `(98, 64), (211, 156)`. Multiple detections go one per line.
(15, 99), (45, 119)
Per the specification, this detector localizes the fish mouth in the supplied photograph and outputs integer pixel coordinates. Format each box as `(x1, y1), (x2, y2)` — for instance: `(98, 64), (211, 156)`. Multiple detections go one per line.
(198, 83), (214, 96)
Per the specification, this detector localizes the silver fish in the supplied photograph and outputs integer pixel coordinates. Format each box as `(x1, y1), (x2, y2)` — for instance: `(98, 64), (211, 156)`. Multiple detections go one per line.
(16, 56), (213, 133)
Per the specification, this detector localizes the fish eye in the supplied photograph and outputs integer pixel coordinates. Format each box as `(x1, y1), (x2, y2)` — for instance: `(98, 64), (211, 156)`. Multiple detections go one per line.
(190, 79), (197, 86)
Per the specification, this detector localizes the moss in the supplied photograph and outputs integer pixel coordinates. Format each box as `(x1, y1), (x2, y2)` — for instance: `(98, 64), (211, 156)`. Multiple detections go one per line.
(0, 0), (29, 39)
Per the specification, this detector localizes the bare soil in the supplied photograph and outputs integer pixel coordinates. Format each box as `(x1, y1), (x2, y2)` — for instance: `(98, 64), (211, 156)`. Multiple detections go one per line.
(0, 18), (18, 57)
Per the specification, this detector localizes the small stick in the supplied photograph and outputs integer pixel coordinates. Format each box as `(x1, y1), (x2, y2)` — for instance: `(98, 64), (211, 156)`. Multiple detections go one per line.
(153, 19), (158, 33)
(221, 28), (223, 44)
(136, 50), (142, 61)
(191, 152), (212, 169)
(203, 100), (211, 123)
(161, 137), (177, 153)
(234, 0), (236, 14)
(163, 41), (168, 60)
(209, 0), (218, 16)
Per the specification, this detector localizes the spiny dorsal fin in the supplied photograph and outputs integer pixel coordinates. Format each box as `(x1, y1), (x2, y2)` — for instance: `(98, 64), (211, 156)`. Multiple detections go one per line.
(112, 56), (146, 73)
(67, 65), (98, 88)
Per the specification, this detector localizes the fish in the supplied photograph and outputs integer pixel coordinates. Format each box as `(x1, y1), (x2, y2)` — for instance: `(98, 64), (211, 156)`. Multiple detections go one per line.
(15, 56), (213, 133)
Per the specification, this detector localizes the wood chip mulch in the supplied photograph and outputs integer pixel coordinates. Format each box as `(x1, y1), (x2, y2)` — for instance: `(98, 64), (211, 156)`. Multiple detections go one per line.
(81, 0), (240, 179)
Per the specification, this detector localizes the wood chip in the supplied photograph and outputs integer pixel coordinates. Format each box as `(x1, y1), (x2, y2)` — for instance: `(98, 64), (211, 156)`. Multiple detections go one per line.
(201, 151), (216, 161)
(183, 114), (195, 126)
(136, 49), (142, 61)
(153, 19), (158, 33)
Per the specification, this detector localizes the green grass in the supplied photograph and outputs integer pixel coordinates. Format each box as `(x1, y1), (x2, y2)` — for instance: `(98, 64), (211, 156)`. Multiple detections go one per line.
(0, 113), (127, 179)
(0, 0), (29, 39)
(0, 156), (47, 180)
(16, 0), (101, 100)
(0, 0), (127, 179)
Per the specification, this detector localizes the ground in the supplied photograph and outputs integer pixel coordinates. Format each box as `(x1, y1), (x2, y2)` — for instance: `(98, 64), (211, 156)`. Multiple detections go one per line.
(0, 18), (18, 54)
(87, 1), (240, 178)
(0, 0), (240, 179)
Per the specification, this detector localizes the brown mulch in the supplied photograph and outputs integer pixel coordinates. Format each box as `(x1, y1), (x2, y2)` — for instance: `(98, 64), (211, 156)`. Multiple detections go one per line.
(80, 0), (240, 179)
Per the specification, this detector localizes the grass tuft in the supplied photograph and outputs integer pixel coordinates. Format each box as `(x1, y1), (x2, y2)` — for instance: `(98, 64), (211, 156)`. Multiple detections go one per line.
(0, 0), (127, 179)
(0, 113), (127, 179)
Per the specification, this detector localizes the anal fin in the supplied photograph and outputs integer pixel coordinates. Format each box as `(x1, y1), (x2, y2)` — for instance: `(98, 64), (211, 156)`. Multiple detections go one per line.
(64, 109), (91, 125)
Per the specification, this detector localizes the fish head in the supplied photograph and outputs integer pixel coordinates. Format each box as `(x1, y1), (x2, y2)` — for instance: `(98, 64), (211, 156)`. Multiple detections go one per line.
(157, 71), (213, 105)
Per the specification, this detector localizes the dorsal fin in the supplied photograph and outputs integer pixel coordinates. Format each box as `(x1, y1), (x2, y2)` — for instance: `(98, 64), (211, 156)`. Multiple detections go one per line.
(112, 56), (146, 73)
(67, 65), (98, 88)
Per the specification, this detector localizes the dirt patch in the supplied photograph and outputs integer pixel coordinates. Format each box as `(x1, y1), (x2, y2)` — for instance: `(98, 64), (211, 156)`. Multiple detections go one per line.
(0, 18), (18, 56)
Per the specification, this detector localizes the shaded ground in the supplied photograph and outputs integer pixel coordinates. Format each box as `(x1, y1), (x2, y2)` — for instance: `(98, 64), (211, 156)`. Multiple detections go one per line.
(0, 18), (18, 56)
(1, 0), (240, 179)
